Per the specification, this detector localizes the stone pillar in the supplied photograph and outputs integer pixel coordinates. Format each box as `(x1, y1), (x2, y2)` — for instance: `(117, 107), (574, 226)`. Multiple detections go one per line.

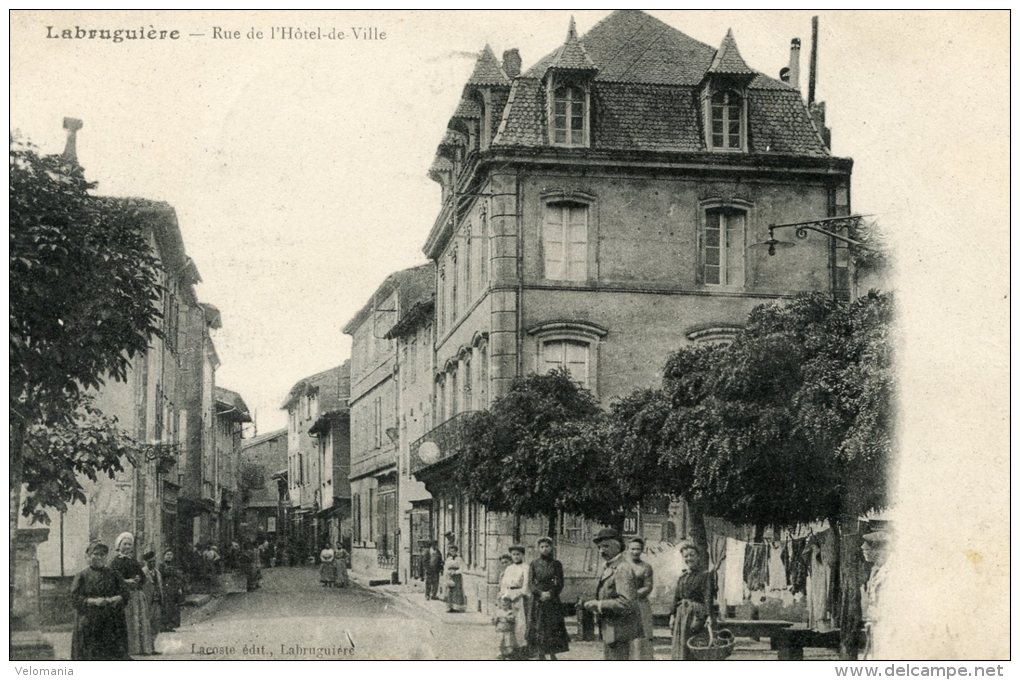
(488, 172), (519, 400)
(11, 527), (55, 660)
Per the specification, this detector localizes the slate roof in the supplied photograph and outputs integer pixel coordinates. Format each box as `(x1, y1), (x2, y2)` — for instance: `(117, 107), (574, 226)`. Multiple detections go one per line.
(547, 17), (597, 72)
(491, 10), (829, 156)
(466, 44), (510, 87)
(281, 362), (350, 411)
(215, 386), (252, 422)
(341, 263), (436, 335)
(708, 29), (755, 76)
(452, 98), (482, 119)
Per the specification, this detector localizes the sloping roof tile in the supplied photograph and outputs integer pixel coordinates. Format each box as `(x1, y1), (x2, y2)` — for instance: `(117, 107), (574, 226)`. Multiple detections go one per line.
(547, 17), (598, 72)
(467, 44), (510, 87)
(452, 98), (482, 119)
(708, 29), (755, 76)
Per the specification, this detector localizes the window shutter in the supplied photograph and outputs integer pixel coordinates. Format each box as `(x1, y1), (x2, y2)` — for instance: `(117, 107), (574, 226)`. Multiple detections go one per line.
(567, 205), (588, 281)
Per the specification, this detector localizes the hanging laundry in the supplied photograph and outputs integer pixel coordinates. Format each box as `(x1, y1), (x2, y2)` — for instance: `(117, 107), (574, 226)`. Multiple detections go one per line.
(743, 542), (769, 592)
(708, 534), (728, 612)
(805, 531), (836, 631)
(767, 541), (788, 593)
(723, 538), (746, 606)
(787, 537), (809, 596)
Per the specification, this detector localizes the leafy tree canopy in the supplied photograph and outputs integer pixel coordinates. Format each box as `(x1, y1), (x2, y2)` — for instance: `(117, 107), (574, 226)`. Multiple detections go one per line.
(10, 136), (164, 522)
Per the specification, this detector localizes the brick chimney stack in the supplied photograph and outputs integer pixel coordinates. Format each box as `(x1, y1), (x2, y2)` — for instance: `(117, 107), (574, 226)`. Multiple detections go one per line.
(788, 38), (801, 91)
(502, 49), (521, 79)
(62, 117), (83, 163)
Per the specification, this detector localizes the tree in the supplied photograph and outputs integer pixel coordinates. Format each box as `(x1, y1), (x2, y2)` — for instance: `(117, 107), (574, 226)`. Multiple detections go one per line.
(10, 136), (164, 525)
(455, 369), (619, 536)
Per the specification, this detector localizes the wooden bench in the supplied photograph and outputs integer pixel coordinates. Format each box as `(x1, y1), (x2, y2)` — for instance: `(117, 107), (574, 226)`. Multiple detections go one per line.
(769, 627), (841, 660)
(718, 619), (794, 640)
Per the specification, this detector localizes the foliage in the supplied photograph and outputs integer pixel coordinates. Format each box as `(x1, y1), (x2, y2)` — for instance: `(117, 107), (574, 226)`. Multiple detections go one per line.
(655, 292), (894, 527)
(10, 136), (164, 521)
(239, 461), (266, 492)
(455, 369), (623, 525)
(21, 394), (136, 524)
(10, 136), (163, 422)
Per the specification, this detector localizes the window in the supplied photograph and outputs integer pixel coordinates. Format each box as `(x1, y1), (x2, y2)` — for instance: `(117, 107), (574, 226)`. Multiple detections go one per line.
(478, 208), (488, 288)
(437, 267), (446, 335)
(368, 488), (375, 541)
(552, 86), (587, 146)
(353, 493), (361, 542)
(543, 203), (587, 281)
(703, 208), (746, 287)
(449, 250), (458, 326)
(463, 225), (472, 303)
(542, 340), (590, 388)
(462, 356), (472, 412)
(477, 342), (488, 408)
(710, 90), (744, 150)
(408, 338), (417, 385)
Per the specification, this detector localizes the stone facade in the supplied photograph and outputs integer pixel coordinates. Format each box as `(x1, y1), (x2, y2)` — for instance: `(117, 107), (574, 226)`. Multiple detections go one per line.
(409, 10), (855, 616)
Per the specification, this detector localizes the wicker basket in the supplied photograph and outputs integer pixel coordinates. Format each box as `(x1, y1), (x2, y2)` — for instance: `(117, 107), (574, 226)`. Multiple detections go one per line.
(686, 625), (735, 661)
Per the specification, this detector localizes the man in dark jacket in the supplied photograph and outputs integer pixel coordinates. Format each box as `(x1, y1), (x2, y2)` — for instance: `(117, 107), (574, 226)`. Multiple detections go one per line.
(423, 541), (444, 601)
(584, 528), (641, 660)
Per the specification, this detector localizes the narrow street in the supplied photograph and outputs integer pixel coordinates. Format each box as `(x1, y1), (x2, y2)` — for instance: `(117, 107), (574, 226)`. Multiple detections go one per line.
(152, 567), (497, 660)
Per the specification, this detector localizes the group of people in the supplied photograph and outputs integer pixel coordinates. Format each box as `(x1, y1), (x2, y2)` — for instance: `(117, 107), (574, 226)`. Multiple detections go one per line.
(70, 532), (184, 660)
(318, 544), (351, 588)
(578, 528), (716, 661)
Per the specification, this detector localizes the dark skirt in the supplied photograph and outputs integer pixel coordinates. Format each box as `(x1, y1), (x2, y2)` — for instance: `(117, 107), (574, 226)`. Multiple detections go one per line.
(527, 597), (570, 655)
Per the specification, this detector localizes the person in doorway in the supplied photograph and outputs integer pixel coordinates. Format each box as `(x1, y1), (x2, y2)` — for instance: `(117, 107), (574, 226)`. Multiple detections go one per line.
(498, 544), (530, 659)
(160, 548), (184, 632)
(141, 550), (164, 648)
(527, 537), (570, 660)
(109, 532), (155, 656)
(669, 541), (716, 660)
(70, 541), (129, 660)
(627, 537), (655, 660)
(861, 531), (892, 660)
(423, 541), (443, 601)
(444, 545), (466, 613)
(583, 528), (641, 660)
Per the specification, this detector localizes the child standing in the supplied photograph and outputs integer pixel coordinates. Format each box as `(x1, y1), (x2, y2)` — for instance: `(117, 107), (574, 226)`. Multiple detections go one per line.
(492, 597), (518, 660)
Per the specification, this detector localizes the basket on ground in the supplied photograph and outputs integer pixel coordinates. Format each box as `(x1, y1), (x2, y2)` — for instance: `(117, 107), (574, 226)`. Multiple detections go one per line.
(686, 626), (735, 661)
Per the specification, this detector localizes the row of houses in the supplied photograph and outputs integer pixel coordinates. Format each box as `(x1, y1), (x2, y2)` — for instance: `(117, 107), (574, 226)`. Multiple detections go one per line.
(24, 122), (253, 583)
(319, 10), (863, 615)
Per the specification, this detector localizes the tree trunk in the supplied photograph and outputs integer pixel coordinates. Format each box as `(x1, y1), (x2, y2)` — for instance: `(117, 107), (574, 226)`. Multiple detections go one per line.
(10, 414), (26, 620)
(688, 500), (708, 554)
(835, 514), (866, 660)
(547, 513), (556, 539)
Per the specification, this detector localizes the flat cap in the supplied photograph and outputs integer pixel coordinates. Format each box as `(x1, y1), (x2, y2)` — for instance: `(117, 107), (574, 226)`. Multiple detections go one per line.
(593, 527), (622, 544)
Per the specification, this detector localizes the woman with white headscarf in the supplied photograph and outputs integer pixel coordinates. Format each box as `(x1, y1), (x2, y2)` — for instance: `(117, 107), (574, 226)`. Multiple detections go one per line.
(109, 532), (156, 656)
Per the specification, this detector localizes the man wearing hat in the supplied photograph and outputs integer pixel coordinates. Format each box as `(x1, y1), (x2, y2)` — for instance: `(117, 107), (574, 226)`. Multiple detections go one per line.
(583, 528), (641, 660)
(861, 530), (892, 660)
(70, 540), (130, 660)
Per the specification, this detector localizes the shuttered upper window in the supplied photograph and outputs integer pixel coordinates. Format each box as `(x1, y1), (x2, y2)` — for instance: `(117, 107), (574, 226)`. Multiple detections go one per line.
(543, 203), (588, 281)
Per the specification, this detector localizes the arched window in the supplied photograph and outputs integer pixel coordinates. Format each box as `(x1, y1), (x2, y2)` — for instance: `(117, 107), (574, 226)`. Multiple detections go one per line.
(552, 86), (587, 147)
(528, 321), (607, 394)
(710, 90), (744, 150)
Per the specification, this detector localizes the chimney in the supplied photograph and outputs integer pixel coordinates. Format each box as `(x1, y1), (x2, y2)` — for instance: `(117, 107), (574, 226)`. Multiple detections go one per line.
(62, 117), (83, 163)
(788, 38), (801, 90)
(502, 48), (521, 79)
(808, 16), (819, 105)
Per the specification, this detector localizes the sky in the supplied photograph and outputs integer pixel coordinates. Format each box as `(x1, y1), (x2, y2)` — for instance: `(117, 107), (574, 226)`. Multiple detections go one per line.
(9, 10), (1010, 657)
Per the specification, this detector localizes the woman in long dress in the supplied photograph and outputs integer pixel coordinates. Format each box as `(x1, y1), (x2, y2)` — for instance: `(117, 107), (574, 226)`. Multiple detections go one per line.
(670, 541), (716, 660)
(627, 537), (655, 660)
(335, 544), (350, 588)
(71, 541), (130, 660)
(109, 532), (155, 656)
(141, 550), (163, 646)
(160, 548), (184, 632)
(526, 537), (570, 660)
(498, 544), (530, 659)
(444, 545), (466, 613)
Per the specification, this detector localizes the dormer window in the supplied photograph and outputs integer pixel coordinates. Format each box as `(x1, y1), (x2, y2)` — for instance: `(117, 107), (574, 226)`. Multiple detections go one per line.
(552, 86), (587, 146)
(710, 90), (744, 150)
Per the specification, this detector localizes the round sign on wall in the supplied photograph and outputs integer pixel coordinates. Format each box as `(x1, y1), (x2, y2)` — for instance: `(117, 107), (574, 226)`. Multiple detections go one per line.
(418, 441), (440, 464)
